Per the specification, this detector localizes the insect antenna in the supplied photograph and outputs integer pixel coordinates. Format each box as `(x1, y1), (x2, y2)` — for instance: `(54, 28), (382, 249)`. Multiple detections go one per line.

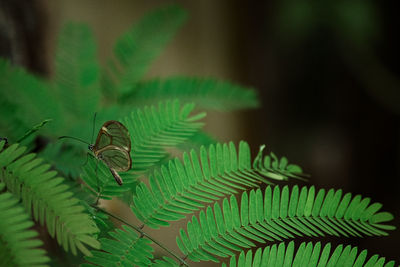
(58, 136), (91, 145)
(91, 112), (97, 144)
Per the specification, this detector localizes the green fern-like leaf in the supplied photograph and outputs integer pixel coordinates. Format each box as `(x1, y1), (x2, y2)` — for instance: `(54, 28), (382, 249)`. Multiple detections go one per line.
(0, 182), (50, 267)
(105, 4), (187, 95)
(177, 185), (395, 262)
(123, 99), (206, 173)
(151, 256), (180, 267)
(82, 225), (154, 267)
(80, 99), (204, 200)
(223, 241), (397, 267)
(0, 97), (24, 142)
(81, 155), (136, 201)
(40, 142), (86, 178)
(16, 119), (52, 146)
(131, 142), (305, 229)
(253, 145), (308, 181)
(83, 205), (115, 240)
(120, 77), (259, 111)
(0, 59), (61, 138)
(0, 141), (100, 256)
(53, 22), (100, 121)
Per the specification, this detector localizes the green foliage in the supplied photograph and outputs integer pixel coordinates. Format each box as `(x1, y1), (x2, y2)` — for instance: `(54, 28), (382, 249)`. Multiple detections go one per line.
(105, 5), (187, 96)
(253, 145), (308, 181)
(83, 225), (154, 267)
(81, 155), (135, 201)
(151, 257), (180, 267)
(0, 59), (61, 139)
(80, 100), (205, 201)
(123, 99), (206, 173)
(131, 141), (305, 229)
(0, 182), (50, 267)
(177, 185), (394, 262)
(0, 141), (100, 256)
(223, 241), (397, 267)
(83, 224), (183, 267)
(0, 4), (256, 177)
(40, 142), (86, 178)
(120, 77), (259, 110)
(53, 22), (100, 121)
(0, 3), (397, 267)
(16, 119), (52, 145)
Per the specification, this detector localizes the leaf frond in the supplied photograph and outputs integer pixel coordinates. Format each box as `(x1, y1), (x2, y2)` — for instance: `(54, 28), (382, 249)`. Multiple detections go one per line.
(131, 141), (306, 229)
(0, 59), (61, 138)
(177, 185), (395, 262)
(81, 155), (136, 200)
(0, 183), (50, 267)
(124, 99), (206, 173)
(151, 256), (180, 267)
(105, 4), (187, 95)
(16, 119), (52, 145)
(0, 141), (100, 256)
(53, 22), (100, 120)
(81, 100), (204, 199)
(83, 225), (154, 267)
(254, 145), (309, 181)
(224, 241), (398, 267)
(40, 142), (86, 178)
(120, 77), (259, 111)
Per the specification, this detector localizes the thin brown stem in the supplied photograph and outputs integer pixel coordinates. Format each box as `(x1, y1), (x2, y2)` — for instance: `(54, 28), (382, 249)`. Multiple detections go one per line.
(91, 205), (189, 267)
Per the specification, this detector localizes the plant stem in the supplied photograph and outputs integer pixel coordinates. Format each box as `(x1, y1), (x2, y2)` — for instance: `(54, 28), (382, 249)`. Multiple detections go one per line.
(91, 205), (189, 267)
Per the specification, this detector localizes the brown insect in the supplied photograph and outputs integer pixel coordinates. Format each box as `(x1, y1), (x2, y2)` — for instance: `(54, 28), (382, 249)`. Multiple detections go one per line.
(59, 119), (132, 186)
(88, 121), (131, 185)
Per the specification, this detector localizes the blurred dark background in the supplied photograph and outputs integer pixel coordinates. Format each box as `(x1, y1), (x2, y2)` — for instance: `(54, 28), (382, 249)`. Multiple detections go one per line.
(1, 0), (399, 264)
